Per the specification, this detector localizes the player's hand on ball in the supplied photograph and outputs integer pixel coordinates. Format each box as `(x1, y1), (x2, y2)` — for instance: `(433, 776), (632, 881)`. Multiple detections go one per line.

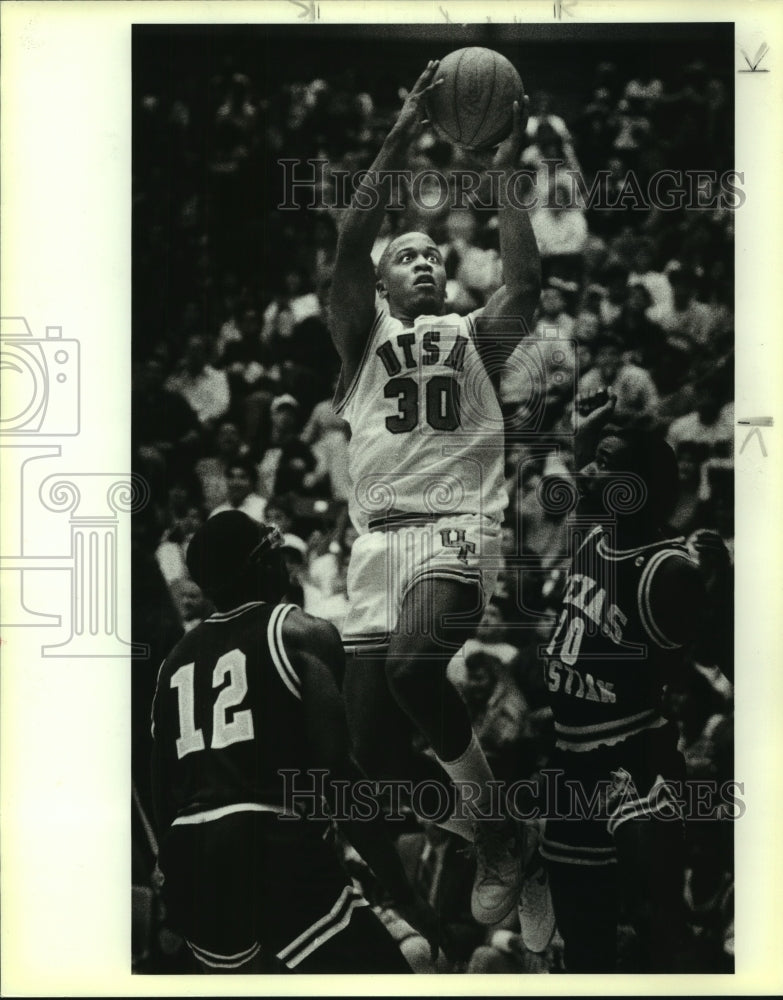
(493, 95), (529, 167)
(395, 60), (444, 139)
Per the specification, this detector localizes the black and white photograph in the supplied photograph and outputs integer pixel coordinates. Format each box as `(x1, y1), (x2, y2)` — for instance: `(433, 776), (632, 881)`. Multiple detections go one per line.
(2, 1), (782, 994)
(130, 17), (737, 977)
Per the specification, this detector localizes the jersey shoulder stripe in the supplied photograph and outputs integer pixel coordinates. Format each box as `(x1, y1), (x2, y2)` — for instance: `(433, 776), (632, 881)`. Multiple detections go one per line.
(637, 548), (694, 650)
(204, 601), (266, 623)
(268, 603), (302, 700)
(333, 310), (385, 415)
(150, 657), (167, 739)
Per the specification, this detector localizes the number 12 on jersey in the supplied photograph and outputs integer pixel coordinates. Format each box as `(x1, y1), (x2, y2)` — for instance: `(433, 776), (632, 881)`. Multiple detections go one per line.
(170, 649), (254, 759)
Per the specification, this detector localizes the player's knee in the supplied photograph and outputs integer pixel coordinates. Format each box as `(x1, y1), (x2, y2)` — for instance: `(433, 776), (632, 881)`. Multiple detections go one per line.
(384, 652), (419, 698)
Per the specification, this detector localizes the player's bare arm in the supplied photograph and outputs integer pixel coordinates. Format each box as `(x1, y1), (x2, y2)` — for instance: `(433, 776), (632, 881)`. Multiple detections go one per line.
(475, 98), (542, 359)
(572, 391), (618, 469)
(328, 60), (443, 384)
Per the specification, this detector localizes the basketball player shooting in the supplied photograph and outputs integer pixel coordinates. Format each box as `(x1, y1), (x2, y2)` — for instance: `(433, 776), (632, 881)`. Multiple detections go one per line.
(328, 59), (548, 938)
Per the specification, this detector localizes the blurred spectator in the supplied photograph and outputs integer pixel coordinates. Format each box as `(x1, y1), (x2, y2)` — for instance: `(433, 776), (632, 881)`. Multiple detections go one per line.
(663, 664), (731, 778)
(525, 90), (574, 145)
(612, 282), (666, 364)
(530, 178), (588, 284)
(575, 332), (659, 425)
(132, 353), (202, 480)
(626, 239), (674, 325)
(396, 822), (483, 969)
(165, 333), (231, 429)
(442, 209), (502, 306)
(301, 396), (351, 501)
(532, 285), (576, 338)
(280, 533), (308, 607)
(596, 266), (629, 327)
(666, 385), (734, 463)
(456, 650), (531, 782)
(155, 501), (204, 587)
(666, 442), (703, 536)
(194, 419), (251, 513)
(169, 577), (211, 631)
(303, 509), (355, 631)
(513, 463), (570, 572)
(658, 268), (718, 348)
(261, 266), (321, 346)
(210, 458), (267, 522)
(258, 394), (305, 496)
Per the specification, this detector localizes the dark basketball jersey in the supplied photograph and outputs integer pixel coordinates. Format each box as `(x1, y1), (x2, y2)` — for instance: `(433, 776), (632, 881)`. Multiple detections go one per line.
(151, 601), (311, 828)
(544, 526), (697, 751)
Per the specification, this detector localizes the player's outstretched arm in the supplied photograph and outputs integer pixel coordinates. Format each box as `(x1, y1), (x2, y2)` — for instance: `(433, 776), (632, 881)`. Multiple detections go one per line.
(476, 98), (542, 359)
(329, 61), (442, 384)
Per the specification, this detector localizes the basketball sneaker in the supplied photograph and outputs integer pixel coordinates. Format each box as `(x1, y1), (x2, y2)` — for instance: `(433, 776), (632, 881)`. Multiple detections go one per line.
(517, 824), (556, 954)
(470, 817), (522, 925)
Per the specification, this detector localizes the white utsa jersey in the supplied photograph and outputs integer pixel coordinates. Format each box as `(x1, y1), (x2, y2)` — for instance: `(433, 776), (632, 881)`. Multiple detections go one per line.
(334, 310), (508, 533)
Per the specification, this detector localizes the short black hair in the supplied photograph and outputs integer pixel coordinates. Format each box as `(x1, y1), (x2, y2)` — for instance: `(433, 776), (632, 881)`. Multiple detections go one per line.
(186, 510), (283, 607)
(599, 428), (679, 522)
(376, 230), (434, 282)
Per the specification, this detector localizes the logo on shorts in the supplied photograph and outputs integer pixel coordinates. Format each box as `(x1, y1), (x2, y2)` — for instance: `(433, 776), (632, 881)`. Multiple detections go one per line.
(440, 527), (476, 565)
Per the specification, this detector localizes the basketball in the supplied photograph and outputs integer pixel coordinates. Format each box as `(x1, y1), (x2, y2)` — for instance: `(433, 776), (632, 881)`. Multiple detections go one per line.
(425, 47), (524, 149)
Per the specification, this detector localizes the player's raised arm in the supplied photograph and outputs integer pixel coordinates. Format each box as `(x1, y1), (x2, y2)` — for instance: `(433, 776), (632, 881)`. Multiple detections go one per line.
(328, 61), (442, 385)
(476, 98), (542, 360)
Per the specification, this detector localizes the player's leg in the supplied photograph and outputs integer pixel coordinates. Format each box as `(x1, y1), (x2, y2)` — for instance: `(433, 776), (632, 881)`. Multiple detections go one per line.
(386, 574), (526, 924)
(343, 647), (462, 824)
(343, 647), (417, 779)
(292, 904), (413, 973)
(385, 575), (483, 766)
(608, 733), (690, 971)
(260, 818), (411, 973)
(546, 859), (618, 972)
(157, 816), (264, 973)
(341, 528), (462, 818)
(613, 813), (688, 972)
(537, 756), (614, 964)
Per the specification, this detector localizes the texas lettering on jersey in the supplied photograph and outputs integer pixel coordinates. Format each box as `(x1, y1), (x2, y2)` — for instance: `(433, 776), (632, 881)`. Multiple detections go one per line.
(543, 528), (696, 750)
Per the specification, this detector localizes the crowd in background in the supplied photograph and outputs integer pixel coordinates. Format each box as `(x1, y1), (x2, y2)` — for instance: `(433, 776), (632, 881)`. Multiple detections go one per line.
(132, 48), (734, 973)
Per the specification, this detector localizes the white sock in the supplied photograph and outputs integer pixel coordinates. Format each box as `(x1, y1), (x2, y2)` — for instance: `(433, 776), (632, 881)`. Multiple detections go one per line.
(435, 731), (504, 826)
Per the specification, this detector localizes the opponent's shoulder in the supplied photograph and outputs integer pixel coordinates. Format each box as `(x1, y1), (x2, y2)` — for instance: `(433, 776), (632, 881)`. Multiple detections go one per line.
(280, 605), (343, 657)
(641, 544), (705, 648)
